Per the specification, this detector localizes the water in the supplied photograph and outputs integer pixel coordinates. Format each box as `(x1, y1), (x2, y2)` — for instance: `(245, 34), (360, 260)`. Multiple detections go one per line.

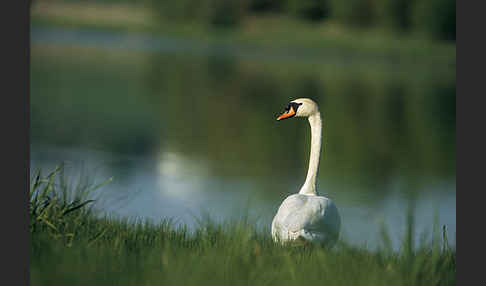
(30, 144), (455, 250)
(30, 25), (456, 250)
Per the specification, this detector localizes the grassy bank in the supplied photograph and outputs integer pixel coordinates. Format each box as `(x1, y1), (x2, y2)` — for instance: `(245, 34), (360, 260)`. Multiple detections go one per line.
(30, 167), (455, 286)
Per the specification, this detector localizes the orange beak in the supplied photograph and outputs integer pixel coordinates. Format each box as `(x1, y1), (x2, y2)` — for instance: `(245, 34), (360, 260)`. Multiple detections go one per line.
(277, 106), (296, 121)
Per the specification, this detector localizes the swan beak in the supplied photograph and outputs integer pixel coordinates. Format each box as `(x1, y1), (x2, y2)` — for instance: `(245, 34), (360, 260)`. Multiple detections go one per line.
(277, 106), (296, 121)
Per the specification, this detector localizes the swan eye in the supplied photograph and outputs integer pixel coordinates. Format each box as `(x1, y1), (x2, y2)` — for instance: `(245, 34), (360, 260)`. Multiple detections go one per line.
(290, 102), (303, 112)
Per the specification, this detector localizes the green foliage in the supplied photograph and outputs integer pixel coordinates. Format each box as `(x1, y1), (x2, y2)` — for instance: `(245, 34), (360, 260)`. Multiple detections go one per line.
(140, 0), (456, 40)
(209, 0), (248, 27)
(248, 0), (284, 13)
(327, 0), (455, 40)
(373, 0), (414, 32)
(149, 0), (248, 28)
(36, 0), (455, 41)
(30, 167), (455, 286)
(285, 0), (330, 21)
(329, 0), (377, 27)
(411, 0), (456, 41)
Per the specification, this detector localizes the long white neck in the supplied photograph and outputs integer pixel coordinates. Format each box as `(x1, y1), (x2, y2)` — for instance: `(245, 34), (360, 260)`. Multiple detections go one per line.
(298, 112), (322, 196)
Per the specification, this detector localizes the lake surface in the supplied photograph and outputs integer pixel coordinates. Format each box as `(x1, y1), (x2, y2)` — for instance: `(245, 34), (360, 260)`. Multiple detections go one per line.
(30, 26), (456, 250)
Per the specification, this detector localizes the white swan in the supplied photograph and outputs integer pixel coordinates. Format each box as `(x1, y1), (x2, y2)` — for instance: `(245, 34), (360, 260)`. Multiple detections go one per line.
(271, 98), (341, 247)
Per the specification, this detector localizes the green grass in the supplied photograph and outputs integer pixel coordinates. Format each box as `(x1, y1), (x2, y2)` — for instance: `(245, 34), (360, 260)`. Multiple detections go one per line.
(30, 166), (456, 286)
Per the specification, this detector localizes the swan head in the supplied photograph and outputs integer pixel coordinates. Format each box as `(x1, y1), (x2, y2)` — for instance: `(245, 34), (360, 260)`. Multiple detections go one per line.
(277, 98), (319, 121)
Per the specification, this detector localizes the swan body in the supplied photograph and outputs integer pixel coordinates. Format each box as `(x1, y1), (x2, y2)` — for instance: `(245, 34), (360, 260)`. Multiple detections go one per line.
(271, 98), (341, 246)
(271, 194), (340, 244)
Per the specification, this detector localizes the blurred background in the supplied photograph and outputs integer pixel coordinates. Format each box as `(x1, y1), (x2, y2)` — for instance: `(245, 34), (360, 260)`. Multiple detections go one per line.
(30, 0), (455, 250)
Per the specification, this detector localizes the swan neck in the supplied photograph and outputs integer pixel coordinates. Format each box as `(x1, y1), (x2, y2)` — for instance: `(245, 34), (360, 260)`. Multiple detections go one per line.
(299, 112), (322, 196)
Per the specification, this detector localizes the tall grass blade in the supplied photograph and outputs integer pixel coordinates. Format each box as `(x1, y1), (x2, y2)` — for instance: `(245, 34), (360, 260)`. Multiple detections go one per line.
(62, 199), (95, 216)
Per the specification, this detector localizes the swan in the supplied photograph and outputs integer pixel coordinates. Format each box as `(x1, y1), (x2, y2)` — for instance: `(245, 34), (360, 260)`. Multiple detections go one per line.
(271, 98), (341, 247)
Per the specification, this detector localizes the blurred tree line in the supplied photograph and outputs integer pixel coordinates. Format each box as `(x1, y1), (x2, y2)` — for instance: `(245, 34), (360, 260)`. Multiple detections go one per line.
(41, 0), (455, 41)
(148, 0), (455, 41)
